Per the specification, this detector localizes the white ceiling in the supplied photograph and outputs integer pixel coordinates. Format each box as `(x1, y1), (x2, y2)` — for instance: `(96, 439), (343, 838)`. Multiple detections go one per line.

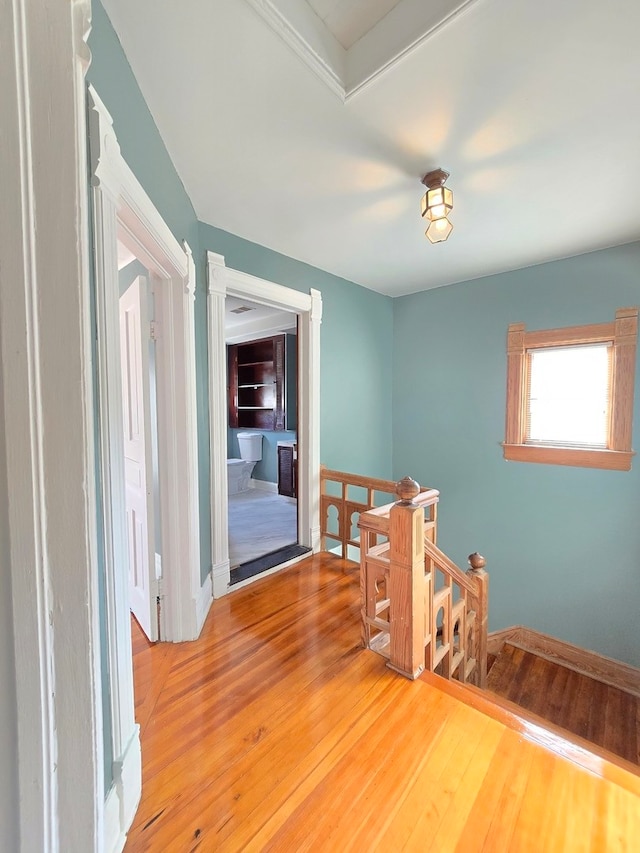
(225, 296), (297, 342)
(101, 0), (640, 297)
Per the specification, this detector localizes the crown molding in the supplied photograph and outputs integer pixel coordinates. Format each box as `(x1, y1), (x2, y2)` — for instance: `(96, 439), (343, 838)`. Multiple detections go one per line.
(244, 0), (345, 100)
(244, 0), (483, 102)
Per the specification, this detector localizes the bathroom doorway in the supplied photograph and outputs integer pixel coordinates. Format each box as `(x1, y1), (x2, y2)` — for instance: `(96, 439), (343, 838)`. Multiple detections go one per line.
(225, 297), (308, 584)
(207, 250), (323, 599)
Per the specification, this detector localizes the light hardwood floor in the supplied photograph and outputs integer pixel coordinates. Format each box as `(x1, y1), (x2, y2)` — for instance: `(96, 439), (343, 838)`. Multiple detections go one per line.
(127, 553), (640, 851)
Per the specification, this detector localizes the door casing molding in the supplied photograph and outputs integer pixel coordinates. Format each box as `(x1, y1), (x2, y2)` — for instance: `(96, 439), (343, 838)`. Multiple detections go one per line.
(0, 0), (101, 849)
(207, 251), (322, 597)
(89, 85), (202, 847)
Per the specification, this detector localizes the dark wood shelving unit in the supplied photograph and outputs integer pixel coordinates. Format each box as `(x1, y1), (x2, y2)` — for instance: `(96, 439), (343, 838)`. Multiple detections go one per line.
(228, 335), (286, 430)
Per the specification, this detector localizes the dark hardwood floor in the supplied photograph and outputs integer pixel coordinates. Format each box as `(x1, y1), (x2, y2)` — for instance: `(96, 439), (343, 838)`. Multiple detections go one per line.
(487, 643), (640, 766)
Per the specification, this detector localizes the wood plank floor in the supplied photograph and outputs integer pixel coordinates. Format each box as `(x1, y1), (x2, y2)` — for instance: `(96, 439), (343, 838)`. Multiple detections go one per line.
(487, 643), (640, 766)
(126, 554), (640, 852)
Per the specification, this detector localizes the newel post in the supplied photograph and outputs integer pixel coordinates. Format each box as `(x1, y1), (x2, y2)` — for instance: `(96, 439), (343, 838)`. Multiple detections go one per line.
(467, 553), (489, 688)
(388, 477), (426, 680)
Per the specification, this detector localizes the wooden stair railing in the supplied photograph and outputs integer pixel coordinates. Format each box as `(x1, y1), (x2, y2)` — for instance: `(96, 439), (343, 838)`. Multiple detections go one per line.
(320, 465), (438, 559)
(358, 476), (488, 687)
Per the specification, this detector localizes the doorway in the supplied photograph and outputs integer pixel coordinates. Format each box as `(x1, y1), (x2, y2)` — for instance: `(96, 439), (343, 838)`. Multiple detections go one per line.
(90, 85), (203, 846)
(224, 298), (305, 584)
(117, 242), (163, 640)
(207, 251), (323, 598)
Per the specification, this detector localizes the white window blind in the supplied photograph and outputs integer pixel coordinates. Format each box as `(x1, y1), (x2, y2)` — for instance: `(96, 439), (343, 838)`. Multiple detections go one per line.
(525, 343), (612, 447)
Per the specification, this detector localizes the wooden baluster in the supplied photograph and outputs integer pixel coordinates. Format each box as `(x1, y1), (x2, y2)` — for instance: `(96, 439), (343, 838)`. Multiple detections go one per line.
(320, 464), (327, 552)
(340, 482), (347, 558)
(424, 553), (434, 673)
(388, 477), (426, 680)
(359, 523), (368, 649)
(441, 574), (452, 679)
(467, 553), (488, 688)
(359, 520), (378, 650)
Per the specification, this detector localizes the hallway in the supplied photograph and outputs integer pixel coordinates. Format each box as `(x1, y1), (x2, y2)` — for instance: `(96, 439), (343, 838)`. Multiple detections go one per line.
(127, 554), (640, 851)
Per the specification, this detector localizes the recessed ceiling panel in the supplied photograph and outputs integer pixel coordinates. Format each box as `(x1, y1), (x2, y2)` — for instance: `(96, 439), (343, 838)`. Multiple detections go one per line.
(306, 0), (403, 49)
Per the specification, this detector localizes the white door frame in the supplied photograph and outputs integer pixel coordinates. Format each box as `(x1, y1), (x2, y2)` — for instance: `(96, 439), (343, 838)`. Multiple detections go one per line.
(89, 87), (203, 847)
(207, 251), (322, 597)
(0, 1), (101, 850)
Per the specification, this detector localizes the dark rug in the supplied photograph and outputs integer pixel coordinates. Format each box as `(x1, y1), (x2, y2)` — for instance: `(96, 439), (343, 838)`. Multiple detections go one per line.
(230, 544), (312, 585)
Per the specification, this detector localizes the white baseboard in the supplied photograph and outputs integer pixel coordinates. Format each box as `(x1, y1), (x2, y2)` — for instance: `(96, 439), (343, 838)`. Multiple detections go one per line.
(212, 558), (231, 599)
(310, 523), (321, 553)
(196, 572), (213, 634)
(104, 726), (141, 853)
(250, 478), (278, 493)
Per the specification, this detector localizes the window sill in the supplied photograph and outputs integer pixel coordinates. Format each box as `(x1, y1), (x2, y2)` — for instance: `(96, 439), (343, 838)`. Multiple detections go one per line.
(502, 443), (634, 471)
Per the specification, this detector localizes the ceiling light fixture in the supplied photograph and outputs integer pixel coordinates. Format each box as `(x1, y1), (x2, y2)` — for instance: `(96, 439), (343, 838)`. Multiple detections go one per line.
(421, 168), (453, 243)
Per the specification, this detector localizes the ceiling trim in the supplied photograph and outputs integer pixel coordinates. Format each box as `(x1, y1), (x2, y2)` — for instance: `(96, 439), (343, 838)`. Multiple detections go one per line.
(244, 0), (346, 100)
(244, 0), (483, 101)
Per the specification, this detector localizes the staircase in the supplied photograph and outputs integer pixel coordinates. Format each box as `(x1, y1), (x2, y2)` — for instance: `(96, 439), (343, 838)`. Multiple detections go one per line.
(319, 467), (640, 772)
(487, 641), (640, 767)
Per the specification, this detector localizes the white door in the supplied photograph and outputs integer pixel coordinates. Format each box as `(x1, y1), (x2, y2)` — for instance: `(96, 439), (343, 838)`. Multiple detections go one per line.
(119, 276), (158, 640)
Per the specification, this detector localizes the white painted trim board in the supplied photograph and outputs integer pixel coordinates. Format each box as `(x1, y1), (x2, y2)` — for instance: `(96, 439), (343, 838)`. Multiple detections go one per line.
(0, 1), (101, 849)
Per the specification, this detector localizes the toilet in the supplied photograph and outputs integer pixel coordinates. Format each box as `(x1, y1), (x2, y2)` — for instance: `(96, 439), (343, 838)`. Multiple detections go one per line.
(227, 432), (263, 495)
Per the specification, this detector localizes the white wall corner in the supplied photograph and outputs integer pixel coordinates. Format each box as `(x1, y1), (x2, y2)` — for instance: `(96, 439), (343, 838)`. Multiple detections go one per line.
(196, 572), (214, 633)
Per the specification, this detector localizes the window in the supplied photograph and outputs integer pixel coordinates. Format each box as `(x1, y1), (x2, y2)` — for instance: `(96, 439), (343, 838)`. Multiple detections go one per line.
(503, 308), (638, 470)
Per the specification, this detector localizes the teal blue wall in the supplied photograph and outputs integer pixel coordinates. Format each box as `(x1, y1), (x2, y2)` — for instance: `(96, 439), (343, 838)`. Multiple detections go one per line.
(393, 242), (640, 667)
(199, 222), (395, 576)
(88, 2), (199, 252)
(89, 0), (212, 584)
(89, 2), (394, 582)
(199, 222), (394, 481)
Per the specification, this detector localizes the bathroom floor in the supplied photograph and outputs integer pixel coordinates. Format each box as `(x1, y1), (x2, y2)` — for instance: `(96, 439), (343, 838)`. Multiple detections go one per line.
(228, 489), (297, 568)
